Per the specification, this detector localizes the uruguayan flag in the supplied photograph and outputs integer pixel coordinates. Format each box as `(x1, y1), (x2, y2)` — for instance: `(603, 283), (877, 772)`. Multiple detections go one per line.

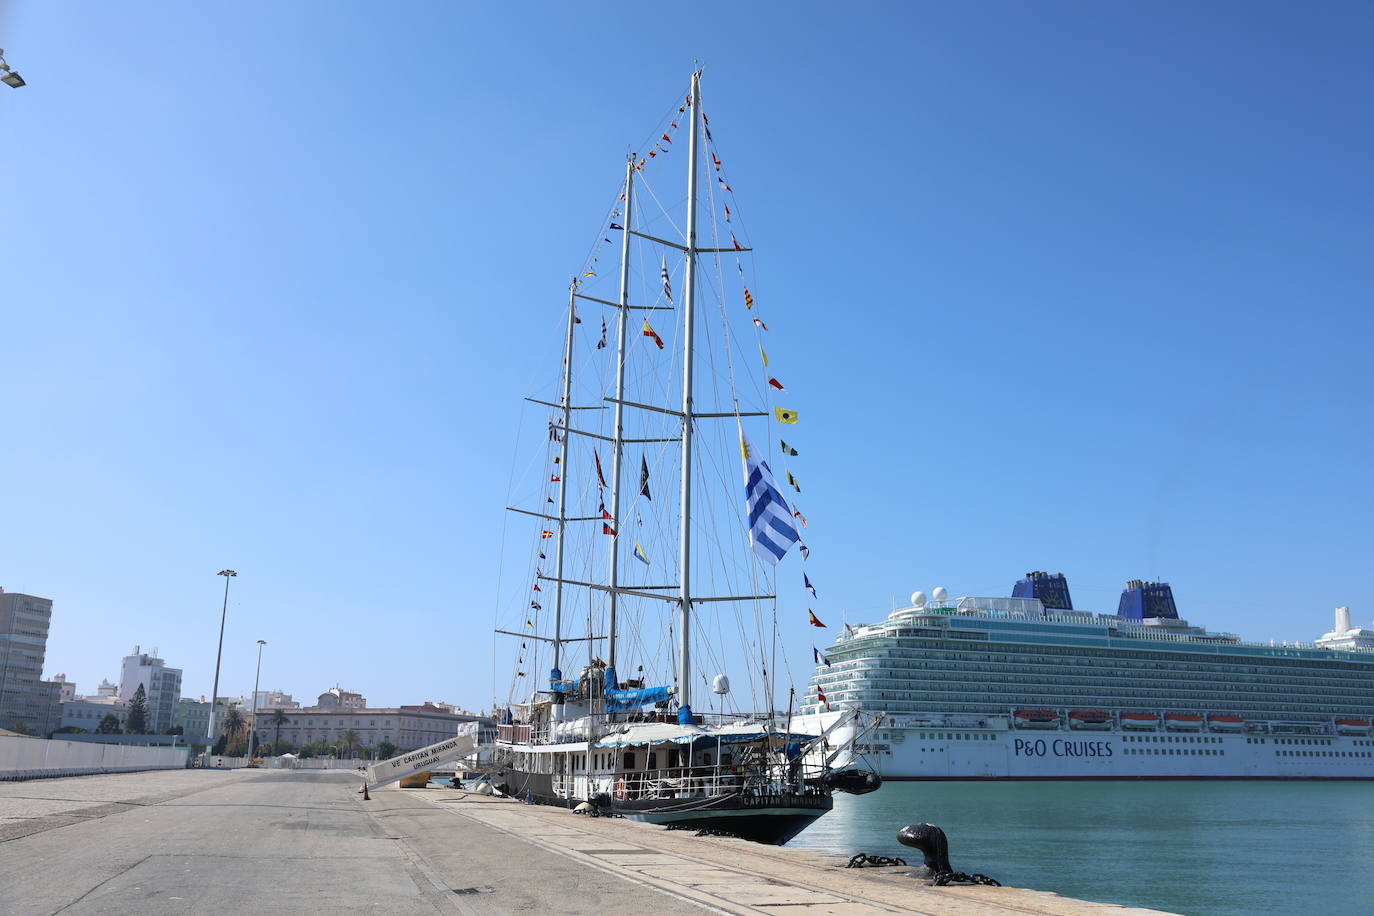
(741, 433), (799, 565)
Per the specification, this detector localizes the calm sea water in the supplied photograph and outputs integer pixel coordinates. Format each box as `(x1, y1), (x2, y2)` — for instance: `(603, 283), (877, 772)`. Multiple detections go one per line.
(787, 781), (1374, 916)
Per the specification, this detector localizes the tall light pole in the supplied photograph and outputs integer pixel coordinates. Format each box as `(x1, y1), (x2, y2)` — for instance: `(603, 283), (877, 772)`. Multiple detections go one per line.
(248, 639), (266, 761)
(207, 569), (237, 754)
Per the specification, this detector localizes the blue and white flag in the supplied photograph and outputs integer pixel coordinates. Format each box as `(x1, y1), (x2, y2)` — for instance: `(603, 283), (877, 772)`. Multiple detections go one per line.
(813, 647), (830, 667)
(741, 432), (799, 565)
(661, 256), (673, 304)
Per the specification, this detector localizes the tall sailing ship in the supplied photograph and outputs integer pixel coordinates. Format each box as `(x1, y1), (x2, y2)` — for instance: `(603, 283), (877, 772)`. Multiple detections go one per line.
(489, 70), (876, 845)
(795, 573), (1374, 780)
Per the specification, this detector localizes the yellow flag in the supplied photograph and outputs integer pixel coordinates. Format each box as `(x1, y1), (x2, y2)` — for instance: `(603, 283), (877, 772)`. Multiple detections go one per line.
(760, 345), (769, 367)
(774, 407), (799, 424)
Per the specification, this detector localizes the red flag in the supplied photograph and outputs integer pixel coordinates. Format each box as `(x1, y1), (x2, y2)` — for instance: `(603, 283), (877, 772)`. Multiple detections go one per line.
(603, 523), (617, 536)
(794, 509), (808, 527)
(595, 450), (608, 488)
(661, 133), (672, 144)
(533, 583), (541, 592)
(768, 378), (785, 391)
(541, 531), (554, 539)
(808, 609), (826, 627)
(712, 152), (721, 171)
(743, 287), (753, 309)
(731, 234), (743, 251)
(817, 687), (830, 711)
(753, 317), (768, 331)
(724, 203), (732, 223)
(550, 475), (561, 482)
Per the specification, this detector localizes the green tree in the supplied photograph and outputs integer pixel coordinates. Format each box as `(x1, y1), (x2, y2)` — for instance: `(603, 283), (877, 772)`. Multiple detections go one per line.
(11, 722), (33, 735)
(96, 713), (123, 734)
(53, 726), (90, 735)
(270, 708), (289, 753)
(376, 740), (397, 761)
(222, 704), (243, 742)
(125, 684), (149, 734)
(339, 729), (360, 758)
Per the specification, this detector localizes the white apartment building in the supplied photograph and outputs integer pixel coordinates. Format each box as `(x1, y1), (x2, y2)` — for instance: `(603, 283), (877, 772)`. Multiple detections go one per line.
(252, 689), (299, 711)
(119, 648), (183, 734)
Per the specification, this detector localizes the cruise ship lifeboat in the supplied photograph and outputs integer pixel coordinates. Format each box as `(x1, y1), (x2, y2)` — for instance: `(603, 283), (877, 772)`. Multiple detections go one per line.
(1013, 708), (1059, 729)
(1206, 714), (1246, 732)
(1164, 713), (1204, 731)
(1335, 718), (1372, 735)
(1120, 712), (1160, 730)
(1068, 710), (1112, 730)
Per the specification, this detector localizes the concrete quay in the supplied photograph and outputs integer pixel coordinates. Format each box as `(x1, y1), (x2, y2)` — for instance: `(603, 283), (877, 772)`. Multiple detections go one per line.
(0, 768), (1176, 915)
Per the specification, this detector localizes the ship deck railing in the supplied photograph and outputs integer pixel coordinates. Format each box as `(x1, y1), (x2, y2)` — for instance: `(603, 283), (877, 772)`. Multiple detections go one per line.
(551, 761), (828, 801)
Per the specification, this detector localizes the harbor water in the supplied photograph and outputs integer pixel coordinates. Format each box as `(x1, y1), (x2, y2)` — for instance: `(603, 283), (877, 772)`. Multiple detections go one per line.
(788, 780), (1374, 915)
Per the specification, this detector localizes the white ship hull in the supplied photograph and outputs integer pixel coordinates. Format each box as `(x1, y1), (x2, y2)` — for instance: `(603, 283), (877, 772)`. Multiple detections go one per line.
(796, 713), (1374, 780)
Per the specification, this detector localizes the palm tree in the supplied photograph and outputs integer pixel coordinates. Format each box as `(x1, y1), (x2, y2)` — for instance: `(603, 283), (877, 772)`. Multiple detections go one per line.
(270, 709), (289, 754)
(340, 729), (360, 759)
(222, 704), (244, 749)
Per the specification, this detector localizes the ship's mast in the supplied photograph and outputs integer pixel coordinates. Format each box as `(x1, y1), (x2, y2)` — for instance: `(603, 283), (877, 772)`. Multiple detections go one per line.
(607, 160), (634, 672)
(551, 284), (577, 690)
(676, 70), (702, 725)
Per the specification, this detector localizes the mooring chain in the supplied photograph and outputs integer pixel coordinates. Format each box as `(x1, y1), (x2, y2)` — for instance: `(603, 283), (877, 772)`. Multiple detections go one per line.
(931, 871), (1002, 886)
(846, 853), (908, 868)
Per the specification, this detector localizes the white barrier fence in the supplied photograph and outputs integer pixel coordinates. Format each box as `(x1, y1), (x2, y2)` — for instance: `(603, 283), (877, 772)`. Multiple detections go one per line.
(0, 736), (190, 781)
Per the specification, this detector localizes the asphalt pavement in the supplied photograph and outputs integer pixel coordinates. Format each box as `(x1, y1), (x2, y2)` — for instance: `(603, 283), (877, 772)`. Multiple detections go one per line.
(0, 768), (705, 915)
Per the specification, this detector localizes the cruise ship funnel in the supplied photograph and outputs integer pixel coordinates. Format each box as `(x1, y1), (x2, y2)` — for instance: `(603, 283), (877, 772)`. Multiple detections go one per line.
(1118, 580), (1179, 620)
(1012, 571), (1073, 611)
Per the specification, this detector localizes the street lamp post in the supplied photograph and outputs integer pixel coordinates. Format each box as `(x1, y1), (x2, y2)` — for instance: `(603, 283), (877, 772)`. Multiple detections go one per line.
(207, 570), (237, 756)
(248, 639), (266, 761)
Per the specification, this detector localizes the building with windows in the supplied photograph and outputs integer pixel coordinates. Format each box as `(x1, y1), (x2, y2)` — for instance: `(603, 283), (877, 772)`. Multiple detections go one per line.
(253, 705), (489, 754)
(119, 648), (183, 734)
(252, 690), (299, 712)
(50, 673), (78, 703)
(58, 694), (129, 732)
(173, 697), (246, 742)
(0, 588), (62, 735)
(315, 686), (366, 711)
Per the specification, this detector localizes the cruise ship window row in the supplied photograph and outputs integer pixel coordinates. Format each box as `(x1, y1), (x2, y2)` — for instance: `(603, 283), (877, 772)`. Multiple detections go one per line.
(830, 684), (1370, 714)
(835, 645), (1374, 683)
(1278, 750), (1371, 757)
(822, 698), (1351, 724)
(1125, 748), (1225, 756)
(821, 667), (1374, 699)
(830, 651), (1373, 688)
(1123, 735), (1222, 743)
(835, 634), (1374, 670)
(828, 689), (1364, 720)
(820, 669), (1372, 702)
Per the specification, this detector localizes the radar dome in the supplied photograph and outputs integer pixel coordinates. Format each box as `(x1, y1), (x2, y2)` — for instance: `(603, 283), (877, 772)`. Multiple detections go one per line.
(712, 674), (731, 695)
(910, 591), (927, 608)
(931, 586), (948, 603)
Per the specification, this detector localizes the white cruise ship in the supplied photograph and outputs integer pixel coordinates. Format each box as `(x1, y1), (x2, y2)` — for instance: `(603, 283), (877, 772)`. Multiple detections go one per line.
(794, 573), (1374, 780)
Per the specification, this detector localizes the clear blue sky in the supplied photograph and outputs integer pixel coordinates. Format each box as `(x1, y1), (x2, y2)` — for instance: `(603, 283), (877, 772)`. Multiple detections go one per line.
(2, 2), (1370, 709)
